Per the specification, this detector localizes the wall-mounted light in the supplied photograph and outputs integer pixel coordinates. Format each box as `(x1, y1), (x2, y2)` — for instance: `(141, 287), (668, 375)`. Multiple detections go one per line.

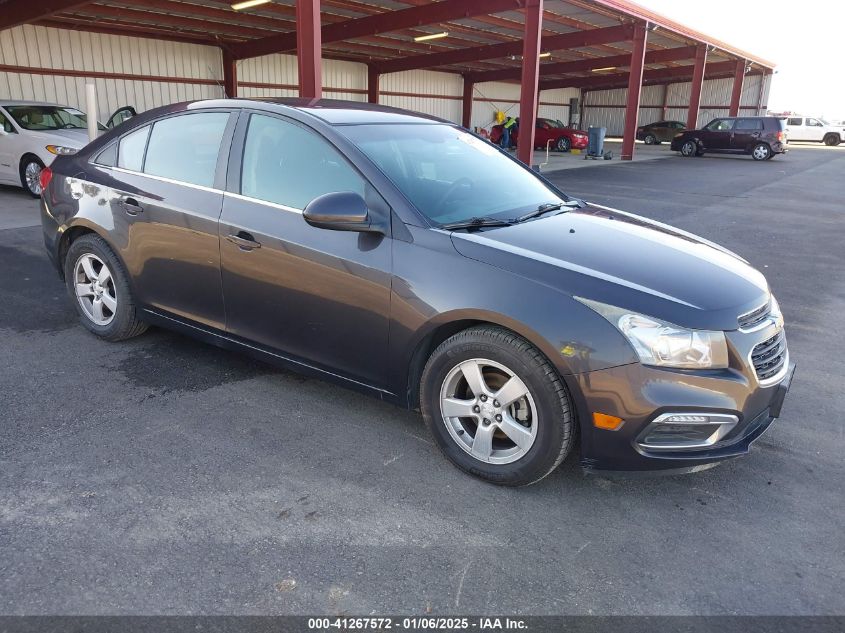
(231, 0), (270, 10)
(591, 66), (617, 72)
(414, 31), (449, 42)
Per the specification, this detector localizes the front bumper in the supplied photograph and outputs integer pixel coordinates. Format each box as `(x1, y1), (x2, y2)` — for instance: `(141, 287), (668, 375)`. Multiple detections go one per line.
(568, 360), (795, 473)
(570, 136), (589, 149)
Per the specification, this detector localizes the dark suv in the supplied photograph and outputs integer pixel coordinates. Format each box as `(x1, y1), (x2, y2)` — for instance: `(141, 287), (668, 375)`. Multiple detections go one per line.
(671, 116), (787, 160)
(41, 99), (793, 486)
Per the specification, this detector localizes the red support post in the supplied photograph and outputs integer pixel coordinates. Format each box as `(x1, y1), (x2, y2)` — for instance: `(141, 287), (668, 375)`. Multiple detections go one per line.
(621, 23), (647, 161)
(517, 0), (543, 166)
(729, 59), (745, 117)
(222, 48), (237, 98)
(367, 66), (379, 104)
(296, 0), (322, 100)
(686, 45), (707, 129)
(462, 78), (473, 129)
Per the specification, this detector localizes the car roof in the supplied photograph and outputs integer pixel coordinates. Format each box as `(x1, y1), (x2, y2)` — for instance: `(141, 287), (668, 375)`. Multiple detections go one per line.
(194, 97), (452, 125)
(0, 100), (67, 108)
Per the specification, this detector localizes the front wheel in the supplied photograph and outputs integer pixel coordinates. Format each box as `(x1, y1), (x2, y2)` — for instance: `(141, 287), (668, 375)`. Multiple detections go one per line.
(751, 143), (772, 161)
(420, 326), (575, 486)
(555, 137), (571, 152)
(20, 155), (45, 197)
(680, 140), (698, 157)
(823, 134), (840, 146)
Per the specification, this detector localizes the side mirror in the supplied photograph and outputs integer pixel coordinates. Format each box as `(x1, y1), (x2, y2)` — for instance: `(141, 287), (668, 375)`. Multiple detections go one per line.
(303, 191), (381, 233)
(0, 128), (7, 136)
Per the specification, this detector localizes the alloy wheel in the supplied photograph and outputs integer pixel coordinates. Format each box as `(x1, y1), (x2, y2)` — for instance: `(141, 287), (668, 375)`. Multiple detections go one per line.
(752, 144), (770, 160)
(644, 134), (656, 145)
(439, 358), (538, 464)
(681, 141), (696, 156)
(24, 161), (42, 196)
(73, 253), (117, 326)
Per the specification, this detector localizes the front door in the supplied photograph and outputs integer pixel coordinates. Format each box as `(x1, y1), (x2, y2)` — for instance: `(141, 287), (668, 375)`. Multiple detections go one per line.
(219, 112), (392, 388)
(95, 110), (234, 329)
(803, 117), (826, 141)
(700, 118), (734, 150)
(783, 117), (804, 141)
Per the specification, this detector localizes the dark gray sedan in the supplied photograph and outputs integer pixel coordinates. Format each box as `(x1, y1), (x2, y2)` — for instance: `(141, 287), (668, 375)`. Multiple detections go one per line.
(40, 99), (793, 485)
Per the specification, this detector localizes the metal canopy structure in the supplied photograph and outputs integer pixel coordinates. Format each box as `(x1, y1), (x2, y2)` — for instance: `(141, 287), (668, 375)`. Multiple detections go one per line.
(1, 0), (776, 163)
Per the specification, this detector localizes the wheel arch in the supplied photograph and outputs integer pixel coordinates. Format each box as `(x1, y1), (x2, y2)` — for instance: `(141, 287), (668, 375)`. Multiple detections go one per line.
(403, 310), (572, 411)
(56, 221), (130, 285)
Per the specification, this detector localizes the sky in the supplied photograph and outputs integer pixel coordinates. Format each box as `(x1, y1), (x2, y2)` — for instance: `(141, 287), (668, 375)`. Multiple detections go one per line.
(631, 0), (844, 121)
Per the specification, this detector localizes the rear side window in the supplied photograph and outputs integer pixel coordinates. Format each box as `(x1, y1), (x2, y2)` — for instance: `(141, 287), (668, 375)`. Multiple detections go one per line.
(95, 143), (118, 167)
(118, 125), (150, 172)
(786, 117), (802, 126)
(240, 113), (364, 209)
(735, 119), (763, 130)
(144, 112), (230, 188)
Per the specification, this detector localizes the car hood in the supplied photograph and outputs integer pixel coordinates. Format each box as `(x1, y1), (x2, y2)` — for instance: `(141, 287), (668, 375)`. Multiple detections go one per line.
(25, 128), (90, 148)
(449, 203), (769, 331)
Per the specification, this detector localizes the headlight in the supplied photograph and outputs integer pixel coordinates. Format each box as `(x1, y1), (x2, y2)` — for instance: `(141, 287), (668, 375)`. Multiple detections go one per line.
(46, 145), (78, 155)
(576, 298), (729, 369)
(673, 133), (683, 139)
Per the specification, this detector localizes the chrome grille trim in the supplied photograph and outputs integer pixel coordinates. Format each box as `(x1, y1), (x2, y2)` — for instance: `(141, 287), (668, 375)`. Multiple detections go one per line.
(749, 329), (789, 386)
(738, 299), (771, 332)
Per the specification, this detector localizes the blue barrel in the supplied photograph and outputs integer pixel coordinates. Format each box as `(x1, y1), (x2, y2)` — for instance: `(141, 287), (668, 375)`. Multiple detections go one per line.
(588, 126), (606, 156)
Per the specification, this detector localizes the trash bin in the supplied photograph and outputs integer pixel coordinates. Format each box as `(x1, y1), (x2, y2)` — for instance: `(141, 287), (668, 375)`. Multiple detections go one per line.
(587, 126), (606, 157)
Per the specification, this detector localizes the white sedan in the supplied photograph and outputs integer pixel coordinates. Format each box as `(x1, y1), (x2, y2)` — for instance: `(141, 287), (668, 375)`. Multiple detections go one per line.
(0, 101), (135, 196)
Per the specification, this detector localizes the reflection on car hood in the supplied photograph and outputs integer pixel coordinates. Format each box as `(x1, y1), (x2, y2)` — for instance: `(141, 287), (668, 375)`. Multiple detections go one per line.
(24, 128), (90, 147)
(449, 203), (769, 331)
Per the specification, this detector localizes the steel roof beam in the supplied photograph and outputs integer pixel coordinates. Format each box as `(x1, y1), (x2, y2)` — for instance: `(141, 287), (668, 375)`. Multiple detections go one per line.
(231, 0), (528, 60)
(0, 0), (89, 30)
(376, 24), (635, 75)
(538, 60), (741, 90)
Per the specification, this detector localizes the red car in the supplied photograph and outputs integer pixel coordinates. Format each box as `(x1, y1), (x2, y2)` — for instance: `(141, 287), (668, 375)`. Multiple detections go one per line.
(490, 117), (589, 152)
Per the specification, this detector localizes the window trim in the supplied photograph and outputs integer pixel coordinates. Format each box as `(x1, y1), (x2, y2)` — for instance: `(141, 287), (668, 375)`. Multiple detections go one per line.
(230, 109), (371, 212)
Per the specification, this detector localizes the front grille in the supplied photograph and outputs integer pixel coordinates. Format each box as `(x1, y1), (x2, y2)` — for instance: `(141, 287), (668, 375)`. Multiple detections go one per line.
(751, 329), (787, 382)
(738, 300), (771, 330)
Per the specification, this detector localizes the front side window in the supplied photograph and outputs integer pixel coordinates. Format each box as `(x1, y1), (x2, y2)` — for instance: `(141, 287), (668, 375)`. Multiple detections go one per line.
(806, 118), (823, 127)
(0, 111), (15, 134)
(340, 123), (567, 225)
(706, 119), (734, 132)
(118, 125), (150, 172)
(144, 112), (230, 188)
(4, 105), (105, 131)
(240, 114), (364, 209)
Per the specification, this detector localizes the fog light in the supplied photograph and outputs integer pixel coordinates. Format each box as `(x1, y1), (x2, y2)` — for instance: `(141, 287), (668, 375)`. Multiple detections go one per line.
(593, 412), (624, 430)
(637, 412), (738, 451)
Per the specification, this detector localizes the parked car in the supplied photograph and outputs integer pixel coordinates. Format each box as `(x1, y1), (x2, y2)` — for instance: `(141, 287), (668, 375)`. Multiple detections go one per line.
(490, 117), (589, 152)
(671, 116), (787, 161)
(636, 120), (686, 144)
(41, 99), (793, 485)
(781, 116), (844, 146)
(0, 101), (136, 196)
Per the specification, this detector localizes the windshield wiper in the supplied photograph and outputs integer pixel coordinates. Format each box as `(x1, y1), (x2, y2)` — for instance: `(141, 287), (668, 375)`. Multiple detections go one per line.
(515, 200), (583, 223)
(440, 216), (515, 231)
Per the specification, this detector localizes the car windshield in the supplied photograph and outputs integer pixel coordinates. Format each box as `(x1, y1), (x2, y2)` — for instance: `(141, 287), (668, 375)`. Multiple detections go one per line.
(4, 105), (105, 131)
(340, 123), (567, 225)
(541, 118), (564, 128)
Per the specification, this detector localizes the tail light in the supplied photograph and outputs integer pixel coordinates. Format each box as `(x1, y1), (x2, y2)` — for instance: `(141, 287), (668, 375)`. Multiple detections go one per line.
(39, 166), (53, 193)
(777, 131), (785, 142)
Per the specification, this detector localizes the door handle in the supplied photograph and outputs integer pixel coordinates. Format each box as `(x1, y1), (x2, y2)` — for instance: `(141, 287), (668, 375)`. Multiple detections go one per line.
(119, 197), (143, 215)
(226, 231), (261, 251)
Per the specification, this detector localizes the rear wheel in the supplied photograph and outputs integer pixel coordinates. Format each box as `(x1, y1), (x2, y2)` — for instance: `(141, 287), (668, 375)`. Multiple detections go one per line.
(751, 143), (772, 161)
(680, 140), (698, 157)
(420, 326), (574, 486)
(644, 133), (657, 145)
(555, 136), (571, 152)
(20, 155), (45, 197)
(64, 234), (148, 341)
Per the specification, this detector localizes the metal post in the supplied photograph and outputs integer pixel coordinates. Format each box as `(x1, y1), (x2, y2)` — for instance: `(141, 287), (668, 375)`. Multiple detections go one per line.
(517, 0), (543, 166)
(756, 70), (768, 115)
(222, 49), (238, 98)
(729, 59), (745, 117)
(85, 80), (97, 142)
(367, 66), (379, 104)
(296, 0), (322, 99)
(686, 45), (707, 129)
(621, 22), (647, 161)
(462, 78), (473, 129)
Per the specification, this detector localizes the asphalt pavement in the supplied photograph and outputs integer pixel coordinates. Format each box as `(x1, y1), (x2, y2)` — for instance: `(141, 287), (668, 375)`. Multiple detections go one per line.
(1, 144), (843, 615)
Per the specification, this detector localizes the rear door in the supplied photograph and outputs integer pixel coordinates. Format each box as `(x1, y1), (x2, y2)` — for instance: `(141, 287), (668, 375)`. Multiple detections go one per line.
(219, 112), (392, 388)
(783, 117), (805, 141)
(731, 118), (764, 151)
(0, 109), (18, 183)
(700, 119), (734, 150)
(96, 110), (235, 329)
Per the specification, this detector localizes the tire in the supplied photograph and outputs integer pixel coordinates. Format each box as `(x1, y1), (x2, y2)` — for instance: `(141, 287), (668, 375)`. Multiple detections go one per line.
(420, 326), (574, 486)
(751, 143), (771, 161)
(823, 134), (840, 146)
(20, 155), (45, 198)
(555, 136), (571, 152)
(64, 233), (148, 341)
(644, 134), (657, 145)
(680, 140), (698, 157)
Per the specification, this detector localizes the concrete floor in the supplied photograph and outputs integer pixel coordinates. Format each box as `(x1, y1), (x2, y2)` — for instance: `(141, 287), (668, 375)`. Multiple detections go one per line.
(1, 146), (844, 615)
